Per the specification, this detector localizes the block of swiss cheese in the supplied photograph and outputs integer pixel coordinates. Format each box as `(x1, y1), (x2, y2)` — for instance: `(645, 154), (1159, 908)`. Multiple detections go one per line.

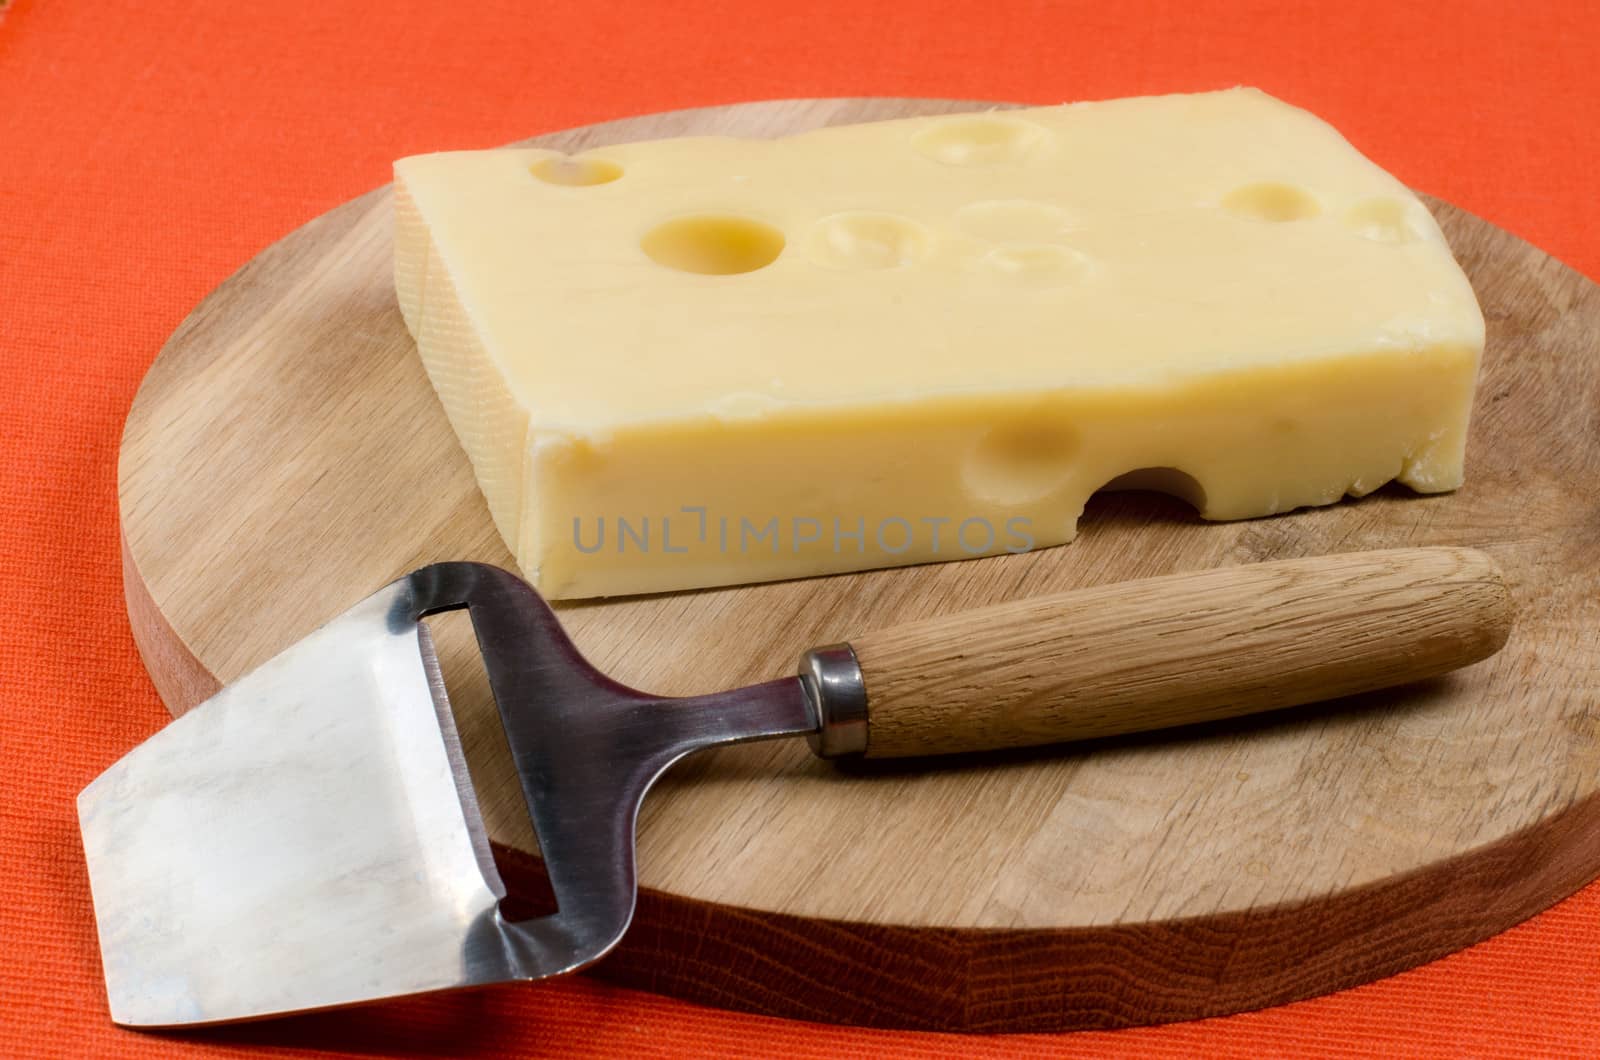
(394, 89), (1484, 599)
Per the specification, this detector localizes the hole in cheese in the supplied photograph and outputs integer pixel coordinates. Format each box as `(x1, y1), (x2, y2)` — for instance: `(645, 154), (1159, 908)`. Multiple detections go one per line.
(1344, 197), (1421, 244)
(530, 155), (623, 186)
(912, 116), (1047, 166)
(979, 244), (1096, 286)
(1222, 182), (1322, 223)
(964, 419), (1081, 505)
(1099, 467), (1208, 511)
(806, 212), (930, 270)
(640, 214), (786, 275)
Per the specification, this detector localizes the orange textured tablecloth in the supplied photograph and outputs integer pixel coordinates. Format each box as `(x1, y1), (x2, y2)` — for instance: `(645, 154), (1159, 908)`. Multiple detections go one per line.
(4, 1), (1598, 1055)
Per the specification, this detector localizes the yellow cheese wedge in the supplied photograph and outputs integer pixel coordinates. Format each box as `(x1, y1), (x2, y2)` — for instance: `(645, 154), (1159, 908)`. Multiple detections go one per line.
(394, 88), (1483, 599)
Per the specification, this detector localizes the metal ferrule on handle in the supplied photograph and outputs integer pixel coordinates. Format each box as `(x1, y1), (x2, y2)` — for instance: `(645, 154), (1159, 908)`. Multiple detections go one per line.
(800, 643), (868, 758)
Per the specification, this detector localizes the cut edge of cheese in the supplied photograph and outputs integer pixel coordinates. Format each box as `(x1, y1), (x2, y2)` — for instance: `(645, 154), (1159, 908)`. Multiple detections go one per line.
(395, 180), (528, 550)
(510, 344), (1477, 597)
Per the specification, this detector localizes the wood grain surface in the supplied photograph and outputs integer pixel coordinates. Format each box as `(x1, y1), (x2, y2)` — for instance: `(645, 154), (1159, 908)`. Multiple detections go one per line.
(117, 98), (1600, 1032)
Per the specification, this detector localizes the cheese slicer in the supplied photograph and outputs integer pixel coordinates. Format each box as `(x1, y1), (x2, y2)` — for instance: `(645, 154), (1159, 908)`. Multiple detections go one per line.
(77, 546), (1511, 1027)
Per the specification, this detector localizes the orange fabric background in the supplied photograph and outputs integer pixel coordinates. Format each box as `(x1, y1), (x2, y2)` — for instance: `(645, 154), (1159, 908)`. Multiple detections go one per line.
(3, 0), (1598, 1055)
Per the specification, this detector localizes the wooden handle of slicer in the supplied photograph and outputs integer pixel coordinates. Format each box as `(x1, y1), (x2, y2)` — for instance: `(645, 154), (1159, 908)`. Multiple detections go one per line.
(806, 548), (1512, 759)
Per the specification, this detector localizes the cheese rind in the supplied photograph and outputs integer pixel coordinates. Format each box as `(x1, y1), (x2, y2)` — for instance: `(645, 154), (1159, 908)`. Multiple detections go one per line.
(395, 89), (1484, 599)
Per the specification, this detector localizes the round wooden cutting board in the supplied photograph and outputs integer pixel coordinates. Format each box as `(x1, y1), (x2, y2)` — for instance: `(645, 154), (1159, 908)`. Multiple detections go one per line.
(119, 98), (1600, 1032)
